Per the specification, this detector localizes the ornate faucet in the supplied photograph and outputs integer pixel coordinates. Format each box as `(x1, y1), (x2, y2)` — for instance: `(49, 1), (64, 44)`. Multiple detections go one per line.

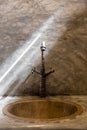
(32, 42), (54, 98)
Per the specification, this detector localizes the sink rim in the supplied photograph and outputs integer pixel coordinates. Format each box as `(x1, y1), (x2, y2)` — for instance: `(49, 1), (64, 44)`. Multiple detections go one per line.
(3, 99), (83, 122)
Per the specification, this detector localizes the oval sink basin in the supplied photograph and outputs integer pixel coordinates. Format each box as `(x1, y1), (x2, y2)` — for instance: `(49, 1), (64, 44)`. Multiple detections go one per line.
(3, 99), (83, 121)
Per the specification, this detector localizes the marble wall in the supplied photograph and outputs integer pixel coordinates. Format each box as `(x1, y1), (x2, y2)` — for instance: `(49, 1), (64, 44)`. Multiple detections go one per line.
(20, 9), (87, 96)
(0, 0), (87, 96)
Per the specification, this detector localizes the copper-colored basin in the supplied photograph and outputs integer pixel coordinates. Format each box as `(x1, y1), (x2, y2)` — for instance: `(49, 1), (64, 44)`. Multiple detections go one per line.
(3, 99), (83, 121)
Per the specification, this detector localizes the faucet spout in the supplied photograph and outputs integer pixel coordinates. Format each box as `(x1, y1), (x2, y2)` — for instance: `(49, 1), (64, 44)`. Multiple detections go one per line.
(32, 42), (54, 98)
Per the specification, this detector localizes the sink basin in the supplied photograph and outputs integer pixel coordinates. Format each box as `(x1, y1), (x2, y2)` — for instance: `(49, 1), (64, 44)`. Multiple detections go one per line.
(3, 99), (83, 121)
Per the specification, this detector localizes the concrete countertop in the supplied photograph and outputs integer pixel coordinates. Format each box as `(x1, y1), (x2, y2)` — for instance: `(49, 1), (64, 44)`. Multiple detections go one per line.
(0, 96), (87, 130)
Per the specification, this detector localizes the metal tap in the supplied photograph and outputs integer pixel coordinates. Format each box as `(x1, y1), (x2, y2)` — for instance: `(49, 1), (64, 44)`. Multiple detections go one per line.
(32, 41), (54, 98)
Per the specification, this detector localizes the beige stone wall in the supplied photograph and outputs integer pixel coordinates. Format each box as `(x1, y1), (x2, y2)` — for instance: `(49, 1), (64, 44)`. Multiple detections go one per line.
(19, 9), (87, 96)
(0, 0), (87, 96)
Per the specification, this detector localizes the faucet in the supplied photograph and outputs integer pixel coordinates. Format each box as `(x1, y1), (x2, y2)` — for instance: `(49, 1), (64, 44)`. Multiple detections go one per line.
(32, 42), (54, 98)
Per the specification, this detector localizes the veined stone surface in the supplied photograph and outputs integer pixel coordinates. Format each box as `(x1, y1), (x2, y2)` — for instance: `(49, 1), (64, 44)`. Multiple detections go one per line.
(0, 0), (87, 96)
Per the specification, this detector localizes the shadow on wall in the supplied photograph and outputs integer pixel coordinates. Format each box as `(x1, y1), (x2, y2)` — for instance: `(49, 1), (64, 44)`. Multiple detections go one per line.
(7, 8), (87, 96)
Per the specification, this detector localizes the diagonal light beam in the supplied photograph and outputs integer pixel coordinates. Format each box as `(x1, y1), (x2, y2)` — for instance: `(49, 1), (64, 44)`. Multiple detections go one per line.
(0, 34), (41, 83)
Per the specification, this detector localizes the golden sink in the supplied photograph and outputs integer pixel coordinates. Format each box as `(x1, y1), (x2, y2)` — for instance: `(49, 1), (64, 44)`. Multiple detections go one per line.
(3, 99), (83, 121)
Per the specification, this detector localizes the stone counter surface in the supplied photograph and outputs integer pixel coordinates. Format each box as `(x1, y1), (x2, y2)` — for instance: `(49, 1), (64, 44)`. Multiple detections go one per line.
(0, 96), (87, 129)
